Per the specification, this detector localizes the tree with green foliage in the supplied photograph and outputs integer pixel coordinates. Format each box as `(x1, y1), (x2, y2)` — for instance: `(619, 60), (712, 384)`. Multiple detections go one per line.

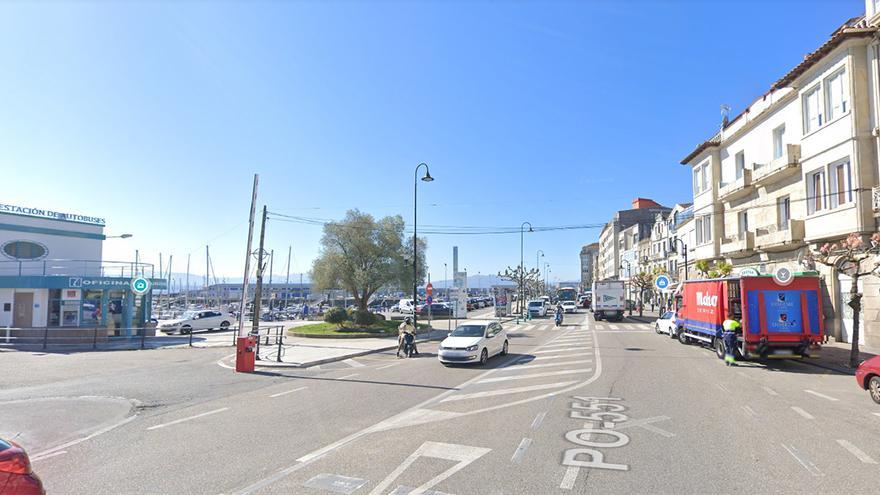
(311, 210), (427, 312)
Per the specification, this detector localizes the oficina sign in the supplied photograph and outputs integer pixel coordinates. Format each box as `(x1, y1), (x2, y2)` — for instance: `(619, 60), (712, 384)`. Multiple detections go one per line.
(0, 203), (106, 226)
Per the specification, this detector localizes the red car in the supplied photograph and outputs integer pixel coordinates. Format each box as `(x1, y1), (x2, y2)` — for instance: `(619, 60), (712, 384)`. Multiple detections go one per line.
(0, 438), (44, 494)
(856, 355), (880, 404)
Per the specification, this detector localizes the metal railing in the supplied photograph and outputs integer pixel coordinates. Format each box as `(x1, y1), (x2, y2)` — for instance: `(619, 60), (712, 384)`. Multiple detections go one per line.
(0, 259), (155, 278)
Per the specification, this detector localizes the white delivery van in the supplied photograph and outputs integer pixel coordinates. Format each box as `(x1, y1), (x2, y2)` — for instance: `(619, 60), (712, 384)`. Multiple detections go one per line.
(592, 281), (625, 321)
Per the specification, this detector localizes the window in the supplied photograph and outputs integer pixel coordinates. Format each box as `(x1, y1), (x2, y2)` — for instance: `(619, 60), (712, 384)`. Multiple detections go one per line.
(803, 85), (822, 133)
(735, 151), (745, 180)
(807, 169), (825, 214)
(829, 160), (852, 208)
(695, 216), (712, 245)
(738, 211), (748, 235)
(773, 124), (785, 159)
(693, 161), (710, 194)
(825, 69), (848, 121)
(778, 196), (791, 227)
(2, 240), (48, 260)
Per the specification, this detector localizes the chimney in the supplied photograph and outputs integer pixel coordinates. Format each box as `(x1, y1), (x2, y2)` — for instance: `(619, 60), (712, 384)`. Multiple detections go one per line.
(632, 198), (661, 209)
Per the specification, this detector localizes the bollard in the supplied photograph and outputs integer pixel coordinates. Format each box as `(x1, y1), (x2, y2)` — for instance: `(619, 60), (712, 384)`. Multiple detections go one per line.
(140, 327), (146, 349)
(255, 334), (261, 361)
(189, 328), (194, 347)
(42, 327), (49, 350)
(276, 326), (283, 362)
(93, 327), (98, 349)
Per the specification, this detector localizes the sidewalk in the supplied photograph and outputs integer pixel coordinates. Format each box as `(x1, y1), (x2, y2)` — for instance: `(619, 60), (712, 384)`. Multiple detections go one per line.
(798, 340), (880, 375)
(253, 328), (449, 368)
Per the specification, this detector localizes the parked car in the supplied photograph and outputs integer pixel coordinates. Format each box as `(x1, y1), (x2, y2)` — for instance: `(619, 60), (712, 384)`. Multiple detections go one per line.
(561, 301), (578, 313)
(856, 355), (880, 404)
(159, 310), (234, 334)
(438, 320), (508, 366)
(396, 299), (415, 314)
(527, 299), (547, 318)
(0, 438), (44, 495)
(419, 303), (452, 317)
(654, 311), (678, 337)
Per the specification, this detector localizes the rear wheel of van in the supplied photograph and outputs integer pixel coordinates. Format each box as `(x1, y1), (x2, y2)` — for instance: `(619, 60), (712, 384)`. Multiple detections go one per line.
(677, 328), (689, 345)
(714, 338), (725, 359)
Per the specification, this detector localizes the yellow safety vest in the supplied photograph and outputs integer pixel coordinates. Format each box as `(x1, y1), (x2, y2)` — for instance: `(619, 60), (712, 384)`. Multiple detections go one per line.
(722, 319), (741, 332)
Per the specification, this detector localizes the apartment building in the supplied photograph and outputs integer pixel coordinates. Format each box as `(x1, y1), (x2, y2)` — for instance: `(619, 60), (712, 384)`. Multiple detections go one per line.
(596, 198), (671, 284)
(579, 243), (599, 290)
(681, 6), (880, 345)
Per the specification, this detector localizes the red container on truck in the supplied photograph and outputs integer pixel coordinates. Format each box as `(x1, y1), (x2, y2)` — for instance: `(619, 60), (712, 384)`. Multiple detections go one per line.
(675, 275), (824, 360)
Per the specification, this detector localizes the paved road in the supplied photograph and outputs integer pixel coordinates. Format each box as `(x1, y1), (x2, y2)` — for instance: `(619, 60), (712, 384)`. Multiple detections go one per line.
(3, 312), (879, 494)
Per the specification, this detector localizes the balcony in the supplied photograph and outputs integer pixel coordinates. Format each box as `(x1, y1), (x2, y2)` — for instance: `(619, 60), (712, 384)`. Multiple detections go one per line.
(755, 219), (805, 252)
(873, 186), (880, 212)
(720, 231), (755, 258)
(718, 169), (753, 201)
(752, 144), (801, 186)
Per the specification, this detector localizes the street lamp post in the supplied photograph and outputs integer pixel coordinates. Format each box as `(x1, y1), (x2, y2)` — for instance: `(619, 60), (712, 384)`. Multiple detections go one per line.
(106, 234), (133, 239)
(621, 259), (632, 316)
(413, 163), (434, 334)
(544, 262), (550, 295)
(536, 250), (544, 295)
(673, 238), (688, 281)
(520, 221), (533, 321)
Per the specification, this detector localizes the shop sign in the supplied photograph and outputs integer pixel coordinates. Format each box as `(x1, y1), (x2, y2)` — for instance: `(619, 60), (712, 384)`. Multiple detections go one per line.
(131, 277), (151, 296)
(0, 202), (105, 226)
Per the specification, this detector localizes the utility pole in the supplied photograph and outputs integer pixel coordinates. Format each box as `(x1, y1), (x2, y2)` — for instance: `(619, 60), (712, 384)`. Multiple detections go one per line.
(268, 249), (274, 311)
(159, 253), (163, 310)
(166, 255), (173, 311)
(185, 254), (191, 309)
(205, 246), (210, 307)
(238, 174), (259, 337)
(285, 245), (291, 309)
(252, 205), (268, 333)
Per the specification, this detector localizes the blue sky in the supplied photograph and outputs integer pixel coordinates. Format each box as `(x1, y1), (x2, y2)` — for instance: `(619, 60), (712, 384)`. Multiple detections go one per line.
(0, 0), (858, 285)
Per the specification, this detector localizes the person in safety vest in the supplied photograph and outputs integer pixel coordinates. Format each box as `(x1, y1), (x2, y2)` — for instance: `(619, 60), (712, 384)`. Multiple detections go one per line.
(721, 314), (741, 366)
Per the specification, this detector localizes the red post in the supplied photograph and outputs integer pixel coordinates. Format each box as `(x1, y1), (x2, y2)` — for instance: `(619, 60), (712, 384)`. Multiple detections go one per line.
(235, 335), (256, 373)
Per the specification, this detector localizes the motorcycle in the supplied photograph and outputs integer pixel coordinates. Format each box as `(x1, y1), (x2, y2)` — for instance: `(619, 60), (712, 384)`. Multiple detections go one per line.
(555, 312), (563, 327)
(402, 332), (416, 358)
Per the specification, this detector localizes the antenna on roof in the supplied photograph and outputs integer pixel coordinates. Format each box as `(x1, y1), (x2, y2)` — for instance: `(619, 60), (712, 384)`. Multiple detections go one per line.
(720, 104), (731, 129)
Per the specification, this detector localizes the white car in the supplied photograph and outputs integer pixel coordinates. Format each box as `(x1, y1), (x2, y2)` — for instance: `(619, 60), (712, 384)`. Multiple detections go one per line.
(655, 311), (678, 338)
(527, 300), (547, 318)
(438, 320), (508, 366)
(159, 310), (234, 334)
(561, 301), (578, 313)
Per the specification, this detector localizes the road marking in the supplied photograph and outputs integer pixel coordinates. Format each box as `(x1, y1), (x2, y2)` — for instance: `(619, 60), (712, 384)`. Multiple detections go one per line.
(615, 416), (674, 437)
(367, 441), (491, 495)
(594, 330), (652, 334)
(716, 383), (730, 393)
(337, 373), (360, 380)
(533, 348), (584, 355)
(837, 439), (878, 464)
(531, 411), (547, 430)
(762, 386), (779, 396)
(782, 444), (823, 477)
(742, 405), (757, 417)
(146, 407), (229, 431)
(539, 342), (586, 349)
(804, 390), (839, 401)
(478, 369), (592, 384)
(511, 438), (532, 464)
(791, 406), (814, 420)
(873, 412), (880, 418)
(376, 363), (400, 370)
(560, 466), (579, 490)
(504, 359), (592, 371)
(269, 386), (308, 398)
(30, 414), (138, 458)
(232, 326), (603, 494)
(302, 473), (366, 494)
(30, 450), (67, 462)
(343, 359), (366, 368)
(441, 381), (578, 403)
(217, 354), (236, 370)
(608, 325), (619, 330)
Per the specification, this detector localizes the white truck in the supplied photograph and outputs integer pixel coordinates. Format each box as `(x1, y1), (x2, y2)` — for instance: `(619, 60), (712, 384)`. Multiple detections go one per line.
(592, 280), (625, 321)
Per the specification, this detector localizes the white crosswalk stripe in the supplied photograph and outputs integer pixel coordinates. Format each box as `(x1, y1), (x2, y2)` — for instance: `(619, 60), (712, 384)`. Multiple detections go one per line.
(477, 369), (592, 384)
(500, 359), (592, 371)
(441, 381), (578, 402)
(532, 348), (585, 355)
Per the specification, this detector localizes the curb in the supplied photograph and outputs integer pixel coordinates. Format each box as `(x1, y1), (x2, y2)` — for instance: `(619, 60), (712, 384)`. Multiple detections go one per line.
(289, 332), (395, 339)
(795, 358), (855, 375)
(254, 332), (447, 369)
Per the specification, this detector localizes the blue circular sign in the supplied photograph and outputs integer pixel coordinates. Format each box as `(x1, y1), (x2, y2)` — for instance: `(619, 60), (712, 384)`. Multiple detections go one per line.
(654, 274), (671, 290)
(131, 277), (151, 295)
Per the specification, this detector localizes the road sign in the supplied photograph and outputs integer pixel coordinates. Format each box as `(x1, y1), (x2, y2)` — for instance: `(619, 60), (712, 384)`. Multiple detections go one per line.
(773, 267), (794, 286)
(654, 274), (671, 290)
(426, 295), (433, 305)
(740, 267), (759, 277)
(426, 283), (433, 297)
(131, 277), (151, 296)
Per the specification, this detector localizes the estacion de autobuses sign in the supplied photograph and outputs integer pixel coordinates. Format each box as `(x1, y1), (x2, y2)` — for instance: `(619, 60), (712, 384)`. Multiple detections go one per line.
(0, 203), (106, 226)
